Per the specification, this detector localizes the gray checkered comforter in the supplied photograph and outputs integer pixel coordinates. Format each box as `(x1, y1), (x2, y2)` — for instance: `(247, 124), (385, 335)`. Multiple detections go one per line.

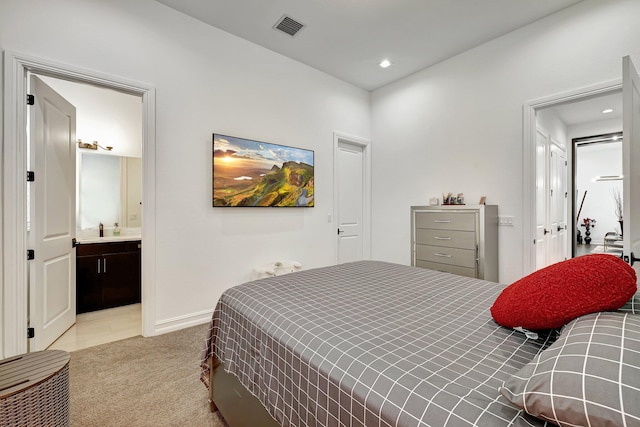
(201, 261), (554, 427)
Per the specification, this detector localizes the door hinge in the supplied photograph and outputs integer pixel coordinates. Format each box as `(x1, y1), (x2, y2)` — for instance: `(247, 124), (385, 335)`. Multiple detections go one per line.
(27, 171), (35, 182)
(565, 161), (567, 166)
(27, 94), (34, 105)
(27, 249), (35, 260)
(27, 328), (35, 339)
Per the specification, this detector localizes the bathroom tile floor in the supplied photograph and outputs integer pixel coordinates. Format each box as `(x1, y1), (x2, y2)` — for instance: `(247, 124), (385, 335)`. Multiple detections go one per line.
(47, 303), (141, 352)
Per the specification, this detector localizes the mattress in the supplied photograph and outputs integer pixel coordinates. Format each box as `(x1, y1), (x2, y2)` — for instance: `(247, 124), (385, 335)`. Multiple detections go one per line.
(201, 261), (555, 427)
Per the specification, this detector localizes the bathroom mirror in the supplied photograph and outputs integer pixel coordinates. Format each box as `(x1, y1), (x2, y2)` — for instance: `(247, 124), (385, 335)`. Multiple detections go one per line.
(78, 152), (142, 230)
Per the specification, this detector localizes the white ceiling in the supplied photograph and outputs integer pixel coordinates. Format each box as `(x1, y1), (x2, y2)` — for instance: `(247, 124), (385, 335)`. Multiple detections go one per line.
(543, 90), (622, 127)
(153, 0), (583, 91)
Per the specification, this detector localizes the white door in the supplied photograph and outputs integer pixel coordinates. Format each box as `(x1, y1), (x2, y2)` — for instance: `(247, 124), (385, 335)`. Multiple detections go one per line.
(549, 142), (568, 264)
(623, 56), (640, 276)
(535, 128), (568, 269)
(28, 75), (77, 351)
(336, 141), (364, 264)
(535, 127), (548, 269)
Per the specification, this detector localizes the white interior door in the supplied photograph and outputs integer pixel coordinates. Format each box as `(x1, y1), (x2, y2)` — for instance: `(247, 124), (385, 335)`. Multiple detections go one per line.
(29, 75), (77, 351)
(336, 141), (364, 264)
(535, 127), (548, 269)
(549, 142), (568, 264)
(623, 56), (640, 276)
(535, 127), (567, 269)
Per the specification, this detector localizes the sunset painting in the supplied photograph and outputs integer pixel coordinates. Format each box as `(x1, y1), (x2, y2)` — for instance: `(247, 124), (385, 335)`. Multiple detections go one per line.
(212, 134), (314, 207)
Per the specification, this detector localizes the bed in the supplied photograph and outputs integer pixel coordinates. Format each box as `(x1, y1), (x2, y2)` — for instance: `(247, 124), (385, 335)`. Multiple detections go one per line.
(200, 260), (639, 427)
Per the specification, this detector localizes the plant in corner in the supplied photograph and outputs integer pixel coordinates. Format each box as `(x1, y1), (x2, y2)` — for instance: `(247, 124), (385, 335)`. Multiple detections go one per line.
(612, 187), (623, 236)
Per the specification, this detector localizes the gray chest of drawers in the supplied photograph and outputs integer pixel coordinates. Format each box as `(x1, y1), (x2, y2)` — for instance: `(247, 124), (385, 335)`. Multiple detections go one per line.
(411, 205), (498, 281)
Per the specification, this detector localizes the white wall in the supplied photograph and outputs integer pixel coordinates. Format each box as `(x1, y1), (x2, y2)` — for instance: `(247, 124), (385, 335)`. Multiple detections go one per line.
(536, 109), (568, 150)
(38, 76), (143, 158)
(370, 0), (640, 283)
(568, 118), (622, 142)
(1, 0), (370, 331)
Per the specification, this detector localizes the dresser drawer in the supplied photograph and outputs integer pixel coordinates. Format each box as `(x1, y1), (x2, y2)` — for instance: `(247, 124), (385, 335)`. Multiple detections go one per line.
(414, 228), (476, 250)
(415, 244), (476, 268)
(414, 260), (477, 278)
(414, 211), (476, 231)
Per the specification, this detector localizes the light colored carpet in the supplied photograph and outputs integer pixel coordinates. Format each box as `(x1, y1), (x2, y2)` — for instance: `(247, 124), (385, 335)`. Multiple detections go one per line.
(69, 323), (228, 427)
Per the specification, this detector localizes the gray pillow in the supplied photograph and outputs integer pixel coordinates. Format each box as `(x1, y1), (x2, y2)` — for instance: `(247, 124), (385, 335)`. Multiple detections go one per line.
(500, 311), (640, 427)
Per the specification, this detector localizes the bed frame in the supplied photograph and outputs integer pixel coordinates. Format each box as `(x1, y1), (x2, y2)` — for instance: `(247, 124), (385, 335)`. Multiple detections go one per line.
(207, 355), (280, 427)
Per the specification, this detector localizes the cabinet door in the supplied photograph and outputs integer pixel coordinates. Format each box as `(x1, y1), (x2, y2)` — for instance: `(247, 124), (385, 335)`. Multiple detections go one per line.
(101, 251), (141, 309)
(76, 255), (102, 314)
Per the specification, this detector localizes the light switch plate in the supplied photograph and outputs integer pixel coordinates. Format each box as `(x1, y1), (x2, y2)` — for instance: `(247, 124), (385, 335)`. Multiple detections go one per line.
(498, 216), (514, 226)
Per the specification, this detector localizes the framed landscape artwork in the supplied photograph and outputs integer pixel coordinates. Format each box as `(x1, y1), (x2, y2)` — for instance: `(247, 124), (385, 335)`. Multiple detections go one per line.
(212, 134), (315, 207)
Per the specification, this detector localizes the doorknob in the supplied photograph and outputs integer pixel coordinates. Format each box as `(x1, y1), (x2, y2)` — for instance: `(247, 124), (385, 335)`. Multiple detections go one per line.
(544, 229), (550, 235)
(337, 228), (344, 235)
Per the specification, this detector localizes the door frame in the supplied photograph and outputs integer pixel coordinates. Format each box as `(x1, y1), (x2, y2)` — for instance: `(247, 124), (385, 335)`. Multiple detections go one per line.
(571, 132), (623, 257)
(333, 132), (371, 263)
(523, 79), (621, 275)
(2, 50), (157, 357)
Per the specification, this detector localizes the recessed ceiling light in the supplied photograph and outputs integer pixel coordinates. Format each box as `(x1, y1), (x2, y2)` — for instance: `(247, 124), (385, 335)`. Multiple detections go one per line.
(379, 59), (391, 68)
(602, 108), (614, 114)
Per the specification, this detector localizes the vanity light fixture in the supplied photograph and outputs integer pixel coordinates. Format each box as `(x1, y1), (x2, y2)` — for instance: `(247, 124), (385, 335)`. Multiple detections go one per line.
(379, 59), (391, 68)
(77, 139), (113, 151)
(602, 108), (614, 114)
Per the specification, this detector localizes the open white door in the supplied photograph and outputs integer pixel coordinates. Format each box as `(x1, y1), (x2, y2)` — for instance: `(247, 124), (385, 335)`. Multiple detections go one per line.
(623, 56), (640, 276)
(29, 75), (77, 351)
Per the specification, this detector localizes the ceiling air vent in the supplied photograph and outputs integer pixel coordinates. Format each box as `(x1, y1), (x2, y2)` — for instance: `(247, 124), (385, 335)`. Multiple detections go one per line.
(273, 15), (305, 37)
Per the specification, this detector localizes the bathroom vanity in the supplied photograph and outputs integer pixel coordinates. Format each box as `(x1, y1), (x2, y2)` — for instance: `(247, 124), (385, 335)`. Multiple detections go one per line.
(76, 239), (141, 313)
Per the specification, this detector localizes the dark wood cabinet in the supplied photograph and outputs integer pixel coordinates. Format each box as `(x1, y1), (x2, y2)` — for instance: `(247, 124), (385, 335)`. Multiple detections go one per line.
(76, 241), (141, 313)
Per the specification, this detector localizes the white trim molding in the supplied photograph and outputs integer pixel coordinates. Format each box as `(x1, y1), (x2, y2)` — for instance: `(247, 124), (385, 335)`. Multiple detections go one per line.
(522, 79), (621, 276)
(154, 309), (214, 336)
(1, 50), (157, 357)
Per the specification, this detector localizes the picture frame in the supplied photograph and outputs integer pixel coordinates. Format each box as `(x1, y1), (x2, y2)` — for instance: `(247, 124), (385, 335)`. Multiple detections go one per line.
(212, 133), (314, 207)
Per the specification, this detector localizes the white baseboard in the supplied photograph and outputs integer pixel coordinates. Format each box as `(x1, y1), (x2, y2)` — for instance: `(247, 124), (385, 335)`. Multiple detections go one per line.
(152, 309), (213, 336)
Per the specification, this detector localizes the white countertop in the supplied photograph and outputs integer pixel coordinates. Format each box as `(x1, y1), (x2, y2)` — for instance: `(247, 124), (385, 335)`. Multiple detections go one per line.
(77, 235), (141, 244)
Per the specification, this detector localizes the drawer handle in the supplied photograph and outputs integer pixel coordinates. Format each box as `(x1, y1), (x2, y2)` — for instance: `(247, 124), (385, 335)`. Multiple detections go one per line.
(434, 253), (453, 258)
(434, 220), (451, 223)
(433, 236), (452, 240)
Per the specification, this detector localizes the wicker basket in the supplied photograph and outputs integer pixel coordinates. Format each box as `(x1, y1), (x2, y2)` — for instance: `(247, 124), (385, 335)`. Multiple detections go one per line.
(0, 351), (70, 427)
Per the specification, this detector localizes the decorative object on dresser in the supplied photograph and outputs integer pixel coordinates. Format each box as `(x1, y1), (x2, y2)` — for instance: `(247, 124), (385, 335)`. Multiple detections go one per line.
(411, 205), (498, 281)
(441, 192), (465, 205)
(76, 241), (141, 313)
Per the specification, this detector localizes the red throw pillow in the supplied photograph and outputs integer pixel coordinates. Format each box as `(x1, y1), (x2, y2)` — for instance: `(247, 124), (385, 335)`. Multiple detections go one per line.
(491, 254), (637, 330)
